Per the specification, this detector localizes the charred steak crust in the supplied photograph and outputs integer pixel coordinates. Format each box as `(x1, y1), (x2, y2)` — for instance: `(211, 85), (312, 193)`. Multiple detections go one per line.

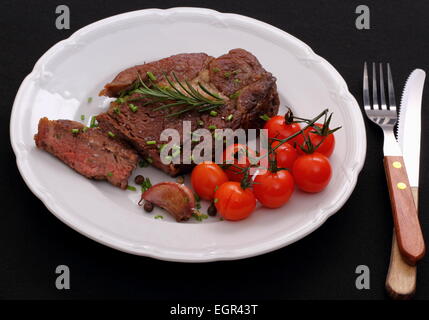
(34, 118), (138, 189)
(97, 48), (280, 176)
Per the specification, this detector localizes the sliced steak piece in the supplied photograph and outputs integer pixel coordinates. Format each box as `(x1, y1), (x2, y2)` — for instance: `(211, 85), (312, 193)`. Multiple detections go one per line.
(34, 118), (138, 189)
(97, 49), (279, 176)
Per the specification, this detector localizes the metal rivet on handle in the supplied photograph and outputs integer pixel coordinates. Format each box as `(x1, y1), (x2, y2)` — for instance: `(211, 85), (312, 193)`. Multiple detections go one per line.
(392, 161), (402, 169)
(397, 182), (407, 190)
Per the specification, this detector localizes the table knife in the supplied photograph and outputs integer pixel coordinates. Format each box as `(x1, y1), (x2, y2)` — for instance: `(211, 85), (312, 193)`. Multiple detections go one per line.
(386, 69), (426, 299)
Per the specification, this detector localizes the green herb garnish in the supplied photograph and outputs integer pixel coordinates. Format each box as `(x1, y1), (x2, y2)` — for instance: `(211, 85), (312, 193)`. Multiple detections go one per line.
(127, 186), (137, 191)
(113, 107), (121, 114)
(71, 128), (79, 134)
(90, 116), (98, 128)
(107, 172), (113, 177)
(131, 72), (225, 117)
(213, 67), (220, 73)
(260, 114), (271, 121)
(107, 131), (115, 138)
(192, 213), (209, 222)
(146, 140), (156, 145)
(129, 104), (138, 113)
(80, 115), (85, 121)
(208, 125), (217, 130)
(224, 71), (231, 79)
(82, 126), (89, 133)
(147, 71), (157, 81)
(87, 97), (93, 103)
(210, 111), (218, 117)
(154, 215), (164, 220)
(226, 114), (233, 121)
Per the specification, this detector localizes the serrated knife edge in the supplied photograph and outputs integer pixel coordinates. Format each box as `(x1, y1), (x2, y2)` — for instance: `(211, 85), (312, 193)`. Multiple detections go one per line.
(397, 69), (425, 187)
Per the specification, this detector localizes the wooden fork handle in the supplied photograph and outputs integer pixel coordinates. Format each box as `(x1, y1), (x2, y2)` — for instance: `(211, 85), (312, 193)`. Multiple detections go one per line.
(384, 156), (425, 265)
(385, 187), (418, 299)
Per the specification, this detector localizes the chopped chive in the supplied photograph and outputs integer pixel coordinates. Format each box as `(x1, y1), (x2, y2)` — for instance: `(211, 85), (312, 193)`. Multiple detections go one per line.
(127, 185), (137, 191)
(224, 71), (231, 79)
(116, 97), (125, 104)
(196, 202), (201, 210)
(146, 157), (153, 164)
(107, 131), (115, 138)
(82, 126), (89, 133)
(154, 215), (164, 220)
(71, 128), (79, 134)
(113, 107), (121, 114)
(107, 172), (113, 177)
(234, 78), (241, 83)
(192, 213), (208, 222)
(208, 125), (217, 130)
(87, 97), (93, 103)
(198, 120), (204, 126)
(213, 67), (220, 73)
(146, 140), (156, 145)
(129, 104), (138, 113)
(210, 111), (218, 117)
(90, 116), (98, 128)
(147, 71), (157, 81)
(232, 69), (241, 75)
(226, 114), (233, 121)
(80, 114), (85, 121)
(229, 91), (240, 99)
(260, 114), (271, 121)
(214, 198), (219, 203)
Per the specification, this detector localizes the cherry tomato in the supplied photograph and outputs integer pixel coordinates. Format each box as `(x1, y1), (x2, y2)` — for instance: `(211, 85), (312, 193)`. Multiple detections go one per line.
(292, 153), (332, 193)
(191, 161), (229, 200)
(253, 170), (295, 208)
(264, 115), (304, 147)
(214, 182), (256, 221)
(298, 123), (335, 157)
(271, 141), (298, 169)
(222, 144), (256, 182)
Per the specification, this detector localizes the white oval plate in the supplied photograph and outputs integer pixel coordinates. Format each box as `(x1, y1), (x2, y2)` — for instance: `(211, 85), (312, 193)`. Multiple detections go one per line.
(10, 8), (366, 262)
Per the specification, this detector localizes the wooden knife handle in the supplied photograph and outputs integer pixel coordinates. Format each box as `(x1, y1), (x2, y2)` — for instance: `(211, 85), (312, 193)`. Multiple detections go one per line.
(384, 156), (425, 265)
(386, 187), (418, 299)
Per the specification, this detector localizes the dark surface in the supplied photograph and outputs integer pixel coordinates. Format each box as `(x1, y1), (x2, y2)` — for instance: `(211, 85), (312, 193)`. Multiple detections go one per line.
(1, 0), (429, 300)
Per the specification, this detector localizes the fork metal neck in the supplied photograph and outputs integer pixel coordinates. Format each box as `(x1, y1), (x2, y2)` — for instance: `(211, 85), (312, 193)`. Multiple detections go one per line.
(383, 129), (402, 156)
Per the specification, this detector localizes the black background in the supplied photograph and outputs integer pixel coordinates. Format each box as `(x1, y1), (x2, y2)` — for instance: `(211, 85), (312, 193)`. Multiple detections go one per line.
(1, 0), (429, 300)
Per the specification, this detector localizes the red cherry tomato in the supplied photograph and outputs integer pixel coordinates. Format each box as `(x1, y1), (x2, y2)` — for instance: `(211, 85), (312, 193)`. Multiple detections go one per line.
(214, 182), (256, 221)
(292, 153), (332, 193)
(222, 144), (256, 182)
(271, 141), (298, 169)
(264, 115), (304, 147)
(253, 170), (295, 208)
(298, 123), (336, 157)
(191, 161), (229, 200)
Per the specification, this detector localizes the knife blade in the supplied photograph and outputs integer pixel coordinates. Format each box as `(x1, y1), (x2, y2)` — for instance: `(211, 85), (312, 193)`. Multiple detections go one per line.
(397, 69), (426, 188)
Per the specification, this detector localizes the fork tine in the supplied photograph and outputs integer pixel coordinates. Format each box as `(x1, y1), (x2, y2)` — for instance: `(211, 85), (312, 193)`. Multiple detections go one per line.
(379, 63), (388, 110)
(372, 63), (379, 110)
(363, 62), (371, 110)
(387, 63), (397, 111)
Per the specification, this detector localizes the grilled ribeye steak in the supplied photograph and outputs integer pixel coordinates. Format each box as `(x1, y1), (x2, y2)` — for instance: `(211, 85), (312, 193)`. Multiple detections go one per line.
(34, 118), (138, 189)
(97, 49), (279, 176)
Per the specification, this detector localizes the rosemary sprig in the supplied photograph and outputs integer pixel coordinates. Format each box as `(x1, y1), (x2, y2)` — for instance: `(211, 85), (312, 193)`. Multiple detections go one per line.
(131, 72), (225, 117)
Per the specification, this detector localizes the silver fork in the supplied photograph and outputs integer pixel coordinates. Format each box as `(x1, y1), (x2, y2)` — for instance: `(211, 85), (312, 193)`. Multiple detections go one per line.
(363, 62), (425, 265)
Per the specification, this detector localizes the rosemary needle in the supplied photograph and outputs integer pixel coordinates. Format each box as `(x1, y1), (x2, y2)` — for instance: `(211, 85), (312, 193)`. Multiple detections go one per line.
(130, 72), (225, 117)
